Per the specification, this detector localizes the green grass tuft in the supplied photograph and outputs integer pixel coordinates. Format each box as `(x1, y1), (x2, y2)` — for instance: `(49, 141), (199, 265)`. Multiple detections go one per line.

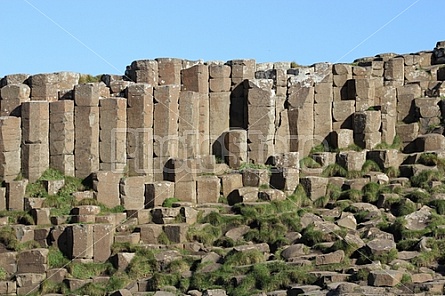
(68, 261), (114, 280)
(362, 182), (381, 203)
(224, 249), (266, 266)
(385, 166), (400, 178)
(48, 246), (70, 268)
(162, 197), (181, 208)
(322, 164), (347, 177)
(339, 189), (362, 202)
(362, 160), (382, 173)
(411, 170), (443, 189)
(299, 157), (321, 169)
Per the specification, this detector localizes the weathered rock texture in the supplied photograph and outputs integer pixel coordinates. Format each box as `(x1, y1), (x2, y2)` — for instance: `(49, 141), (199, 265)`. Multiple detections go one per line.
(0, 41), (444, 295)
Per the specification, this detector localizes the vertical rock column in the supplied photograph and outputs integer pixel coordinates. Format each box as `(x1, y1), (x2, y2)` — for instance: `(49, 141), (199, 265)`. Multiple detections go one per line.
(384, 57), (405, 87)
(246, 80), (275, 164)
(287, 73), (315, 156)
(28, 73), (59, 101)
(99, 97), (127, 172)
(208, 64), (231, 157)
(224, 129), (248, 169)
(126, 83), (153, 181)
(0, 83), (30, 116)
(49, 100), (75, 176)
(181, 64), (210, 155)
(353, 110), (382, 149)
(178, 91), (200, 159)
(270, 65), (291, 154)
(126, 60), (158, 85)
(153, 85), (180, 181)
(21, 101), (49, 182)
(314, 80), (333, 145)
(380, 86), (397, 144)
(0, 116), (21, 181)
(332, 64), (353, 102)
(156, 58), (182, 86)
(74, 83), (100, 179)
(228, 59), (256, 129)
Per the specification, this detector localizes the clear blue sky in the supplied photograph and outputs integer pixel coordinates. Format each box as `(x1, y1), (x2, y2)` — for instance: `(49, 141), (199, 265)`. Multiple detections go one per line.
(1, 0), (444, 76)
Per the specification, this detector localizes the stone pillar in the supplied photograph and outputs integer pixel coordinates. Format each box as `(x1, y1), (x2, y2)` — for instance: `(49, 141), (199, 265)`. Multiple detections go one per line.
(198, 93), (210, 156)
(27, 72), (79, 102)
(6, 179), (28, 211)
(246, 80), (275, 164)
(0, 116), (21, 181)
(182, 65), (210, 156)
(92, 171), (121, 208)
(93, 224), (113, 263)
(384, 57), (405, 86)
(287, 80), (315, 156)
(224, 129), (248, 169)
(353, 111), (382, 149)
(119, 176), (145, 210)
(0, 84), (30, 116)
(314, 82), (333, 143)
(99, 97), (127, 172)
(396, 84), (421, 123)
(145, 181), (175, 208)
(49, 100), (75, 176)
(228, 59), (256, 86)
(274, 110), (290, 154)
(354, 78), (375, 111)
(181, 64), (209, 93)
(196, 175), (221, 204)
(74, 83), (100, 179)
(209, 92), (230, 157)
(209, 64), (231, 93)
(178, 91), (200, 159)
(69, 224), (93, 259)
(126, 83), (154, 181)
(21, 101), (49, 182)
(153, 85), (180, 158)
(332, 101), (355, 130)
(156, 58), (182, 85)
(127, 60), (158, 85)
(228, 59), (255, 129)
(28, 73), (59, 101)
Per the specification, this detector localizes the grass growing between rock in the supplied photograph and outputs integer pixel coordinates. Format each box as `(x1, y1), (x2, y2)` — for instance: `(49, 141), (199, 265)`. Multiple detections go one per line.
(411, 169), (443, 190)
(0, 226), (42, 251)
(300, 157), (321, 169)
(26, 168), (90, 217)
(162, 197), (181, 207)
(322, 164), (347, 178)
(362, 160), (381, 173)
(48, 246), (70, 268)
(189, 260), (316, 296)
(68, 261), (115, 280)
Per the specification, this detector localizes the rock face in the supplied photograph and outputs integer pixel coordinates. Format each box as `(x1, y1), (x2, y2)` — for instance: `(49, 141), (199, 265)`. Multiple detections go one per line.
(0, 41), (445, 295)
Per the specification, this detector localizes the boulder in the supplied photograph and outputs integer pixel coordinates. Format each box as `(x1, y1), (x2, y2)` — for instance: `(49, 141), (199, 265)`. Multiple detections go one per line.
(368, 270), (403, 287)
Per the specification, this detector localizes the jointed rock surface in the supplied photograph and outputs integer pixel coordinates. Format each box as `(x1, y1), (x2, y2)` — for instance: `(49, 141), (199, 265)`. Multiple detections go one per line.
(1, 42), (445, 295)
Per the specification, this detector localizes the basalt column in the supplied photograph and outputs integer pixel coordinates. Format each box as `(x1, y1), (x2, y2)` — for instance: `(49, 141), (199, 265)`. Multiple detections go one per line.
(99, 97), (127, 172)
(181, 64), (210, 156)
(208, 63), (231, 157)
(246, 80), (276, 164)
(153, 84), (180, 181)
(0, 116), (21, 182)
(74, 83), (100, 179)
(21, 101), (49, 182)
(126, 83), (154, 182)
(49, 100), (75, 176)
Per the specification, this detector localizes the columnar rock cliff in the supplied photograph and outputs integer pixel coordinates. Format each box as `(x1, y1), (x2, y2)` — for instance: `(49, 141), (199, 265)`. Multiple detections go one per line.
(0, 41), (445, 295)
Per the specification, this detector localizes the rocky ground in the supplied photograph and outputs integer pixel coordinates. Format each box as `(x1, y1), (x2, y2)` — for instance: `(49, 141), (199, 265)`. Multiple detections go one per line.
(2, 148), (445, 295)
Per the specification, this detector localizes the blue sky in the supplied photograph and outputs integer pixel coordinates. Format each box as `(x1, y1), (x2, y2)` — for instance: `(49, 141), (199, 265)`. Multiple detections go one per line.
(1, 0), (444, 76)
